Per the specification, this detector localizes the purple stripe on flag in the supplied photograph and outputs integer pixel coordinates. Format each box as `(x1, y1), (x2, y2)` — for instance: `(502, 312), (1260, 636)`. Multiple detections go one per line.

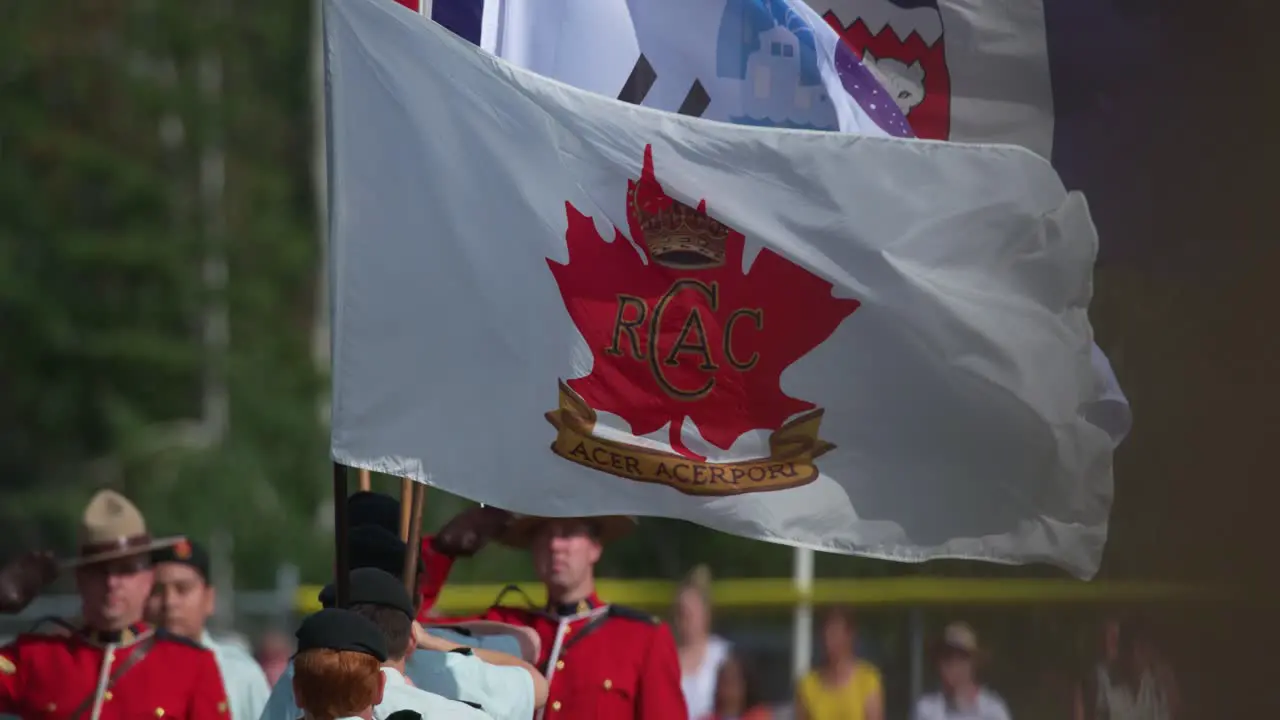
(433, 0), (485, 44)
(832, 40), (915, 138)
(1043, 0), (1166, 265)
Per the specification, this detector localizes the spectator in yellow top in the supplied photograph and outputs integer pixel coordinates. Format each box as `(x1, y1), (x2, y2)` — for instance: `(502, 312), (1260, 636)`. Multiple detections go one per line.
(795, 606), (884, 720)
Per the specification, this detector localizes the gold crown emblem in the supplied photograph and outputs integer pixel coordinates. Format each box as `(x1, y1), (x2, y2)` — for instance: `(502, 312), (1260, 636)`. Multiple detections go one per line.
(629, 182), (729, 269)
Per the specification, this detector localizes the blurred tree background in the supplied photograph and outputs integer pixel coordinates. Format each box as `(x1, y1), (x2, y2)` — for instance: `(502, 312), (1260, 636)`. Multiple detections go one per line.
(0, 0), (328, 585)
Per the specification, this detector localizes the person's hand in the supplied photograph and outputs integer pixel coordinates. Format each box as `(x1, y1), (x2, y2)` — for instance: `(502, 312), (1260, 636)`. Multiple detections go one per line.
(413, 622), (462, 652)
(0, 550), (59, 614)
(431, 505), (513, 558)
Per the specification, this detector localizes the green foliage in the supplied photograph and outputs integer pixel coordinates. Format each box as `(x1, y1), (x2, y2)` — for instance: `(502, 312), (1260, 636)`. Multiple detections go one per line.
(0, 0), (327, 582)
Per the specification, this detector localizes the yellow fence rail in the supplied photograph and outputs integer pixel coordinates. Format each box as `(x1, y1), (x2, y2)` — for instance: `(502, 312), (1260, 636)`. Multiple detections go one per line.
(295, 577), (1213, 615)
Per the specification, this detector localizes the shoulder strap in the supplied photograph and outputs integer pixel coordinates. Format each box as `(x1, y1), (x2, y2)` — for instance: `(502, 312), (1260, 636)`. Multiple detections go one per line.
(607, 604), (660, 624)
(66, 636), (157, 720)
(491, 584), (538, 609)
(562, 607), (612, 651)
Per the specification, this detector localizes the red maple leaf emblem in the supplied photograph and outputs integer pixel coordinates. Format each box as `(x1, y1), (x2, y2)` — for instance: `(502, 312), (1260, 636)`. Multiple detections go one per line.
(547, 146), (859, 461)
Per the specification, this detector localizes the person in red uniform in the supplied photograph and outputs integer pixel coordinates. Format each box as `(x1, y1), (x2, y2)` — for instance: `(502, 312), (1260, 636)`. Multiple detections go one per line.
(0, 489), (230, 719)
(415, 508), (689, 720)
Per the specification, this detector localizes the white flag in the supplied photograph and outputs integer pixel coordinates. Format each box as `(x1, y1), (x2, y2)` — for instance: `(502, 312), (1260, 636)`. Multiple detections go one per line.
(476, 0), (1130, 447)
(480, 0), (913, 138)
(326, 0), (1113, 578)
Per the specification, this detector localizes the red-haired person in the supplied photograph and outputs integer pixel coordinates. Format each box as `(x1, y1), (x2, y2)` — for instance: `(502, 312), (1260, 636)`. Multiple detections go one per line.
(291, 608), (390, 720)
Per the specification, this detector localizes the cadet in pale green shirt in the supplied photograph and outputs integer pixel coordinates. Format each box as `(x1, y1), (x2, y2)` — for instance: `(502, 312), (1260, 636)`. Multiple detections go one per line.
(148, 541), (271, 720)
(204, 630), (272, 720)
(263, 521), (543, 720)
(281, 568), (497, 719)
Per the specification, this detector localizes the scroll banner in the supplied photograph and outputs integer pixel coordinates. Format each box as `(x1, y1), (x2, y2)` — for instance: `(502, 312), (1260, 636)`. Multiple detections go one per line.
(547, 383), (833, 496)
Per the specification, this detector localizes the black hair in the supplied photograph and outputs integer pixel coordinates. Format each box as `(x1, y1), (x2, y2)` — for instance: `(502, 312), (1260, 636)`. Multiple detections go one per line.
(349, 602), (413, 662)
(716, 652), (764, 712)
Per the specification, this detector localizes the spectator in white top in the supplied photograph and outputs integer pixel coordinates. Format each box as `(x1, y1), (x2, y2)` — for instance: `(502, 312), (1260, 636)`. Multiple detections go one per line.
(675, 565), (732, 720)
(913, 622), (1011, 720)
(1076, 618), (1177, 720)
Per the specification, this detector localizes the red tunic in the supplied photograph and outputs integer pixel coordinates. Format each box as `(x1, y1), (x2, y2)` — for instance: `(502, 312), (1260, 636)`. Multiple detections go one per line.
(416, 538), (688, 720)
(0, 620), (229, 720)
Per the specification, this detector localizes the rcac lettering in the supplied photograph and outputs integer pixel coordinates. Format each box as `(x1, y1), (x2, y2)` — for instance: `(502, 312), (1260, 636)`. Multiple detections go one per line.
(604, 280), (763, 400)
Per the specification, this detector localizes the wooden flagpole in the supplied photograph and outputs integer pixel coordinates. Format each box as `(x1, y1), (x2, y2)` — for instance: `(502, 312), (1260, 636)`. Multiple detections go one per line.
(401, 482), (426, 596)
(398, 479), (413, 541)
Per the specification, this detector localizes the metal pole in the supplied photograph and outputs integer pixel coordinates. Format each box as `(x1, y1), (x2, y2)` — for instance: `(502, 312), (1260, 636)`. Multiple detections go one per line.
(791, 547), (815, 680)
(311, 0), (330, 374)
(199, 0), (229, 446)
(332, 462), (351, 608)
(210, 529), (234, 634)
(275, 563), (301, 624)
(909, 606), (925, 707)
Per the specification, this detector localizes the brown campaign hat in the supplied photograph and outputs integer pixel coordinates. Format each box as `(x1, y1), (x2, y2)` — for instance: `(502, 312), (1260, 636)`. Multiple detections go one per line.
(64, 490), (182, 568)
(497, 513), (637, 549)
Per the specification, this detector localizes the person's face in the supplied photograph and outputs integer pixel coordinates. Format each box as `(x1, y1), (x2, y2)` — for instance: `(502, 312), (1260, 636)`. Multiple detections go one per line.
(1131, 638), (1155, 672)
(530, 520), (602, 594)
(146, 562), (214, 640)
(822, 614), (855, 661)
(938, 650), (975, 689)
(256, 631), (294, 685)
(674, 587), (709, 643)
(714, 658), (747, 713)
(1102, 619), (1121, 661)
(75, 556), (154, 631)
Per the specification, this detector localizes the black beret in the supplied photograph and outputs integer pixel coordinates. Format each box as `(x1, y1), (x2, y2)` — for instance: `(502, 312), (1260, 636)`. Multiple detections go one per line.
(349, 567), (415, 618)
(319, 568), (415, 619)
(295, 608), (388, 661)
(348, 524), (419, 579)
(151, 539), (211, 582)
(347, 492), (401, 535)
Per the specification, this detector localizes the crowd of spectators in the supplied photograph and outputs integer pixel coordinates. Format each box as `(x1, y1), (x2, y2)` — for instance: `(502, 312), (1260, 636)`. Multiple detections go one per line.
(667, 567), (1179, 720)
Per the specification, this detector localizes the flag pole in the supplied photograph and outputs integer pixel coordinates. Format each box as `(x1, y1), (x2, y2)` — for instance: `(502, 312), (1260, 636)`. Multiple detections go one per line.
(402, 482), (427, 595)
(791, 547), (814, 680)
(332, 461), (351, 608)
(399, 479), (413, 541)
